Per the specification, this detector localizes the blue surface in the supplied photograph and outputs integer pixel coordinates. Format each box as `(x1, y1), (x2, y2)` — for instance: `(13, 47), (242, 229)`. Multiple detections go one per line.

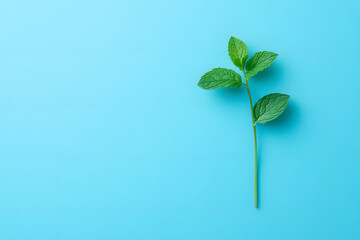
(0, 0), (359, 239)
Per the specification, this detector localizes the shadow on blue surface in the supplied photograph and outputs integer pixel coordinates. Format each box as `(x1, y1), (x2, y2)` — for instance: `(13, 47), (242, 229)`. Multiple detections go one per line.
(212, 86), (245, 105)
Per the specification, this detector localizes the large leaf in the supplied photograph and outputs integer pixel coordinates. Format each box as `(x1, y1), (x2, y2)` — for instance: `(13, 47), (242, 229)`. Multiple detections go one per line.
(245, 51), (278, 80)
(254, 93), (290, 124)
(198, 68), (242, 90)
(228, 36), (248, 71)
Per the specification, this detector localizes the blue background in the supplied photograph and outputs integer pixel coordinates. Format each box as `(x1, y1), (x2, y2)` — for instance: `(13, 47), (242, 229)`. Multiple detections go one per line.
(0, 0), (359, 239)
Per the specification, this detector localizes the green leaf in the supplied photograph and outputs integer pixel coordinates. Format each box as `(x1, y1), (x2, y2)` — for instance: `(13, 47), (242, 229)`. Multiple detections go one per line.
(197, 68), (242, 90)
(245, 51), (278, 80)
(254, 93), (290, 124)
(228, 36), (248, 71)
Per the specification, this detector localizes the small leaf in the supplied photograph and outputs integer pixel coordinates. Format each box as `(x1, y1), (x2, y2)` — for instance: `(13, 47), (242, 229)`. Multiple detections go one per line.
(228, 36), (248, 71)
(254, 93), (290, 124)
(245, 51), (278, 80)
(198, 68), (242, 90)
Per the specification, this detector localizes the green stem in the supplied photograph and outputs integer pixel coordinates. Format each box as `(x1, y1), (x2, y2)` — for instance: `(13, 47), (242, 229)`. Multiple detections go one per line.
(243, 73), (258, 208)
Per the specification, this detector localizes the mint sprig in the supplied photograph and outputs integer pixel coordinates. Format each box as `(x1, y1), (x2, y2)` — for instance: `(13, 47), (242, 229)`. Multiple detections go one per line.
(197, 36), (290, 207)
